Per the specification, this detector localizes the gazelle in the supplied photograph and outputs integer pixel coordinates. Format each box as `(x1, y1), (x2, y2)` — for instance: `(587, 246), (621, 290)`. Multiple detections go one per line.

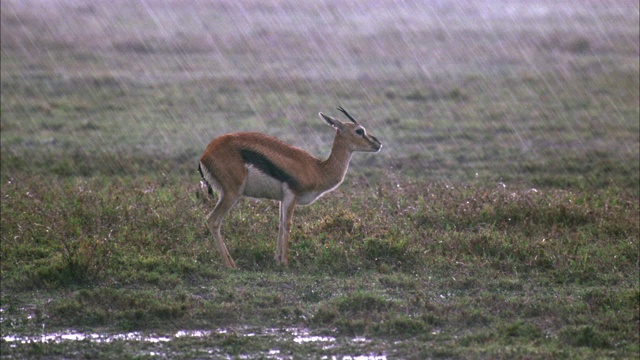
(198, 107), (382, 268)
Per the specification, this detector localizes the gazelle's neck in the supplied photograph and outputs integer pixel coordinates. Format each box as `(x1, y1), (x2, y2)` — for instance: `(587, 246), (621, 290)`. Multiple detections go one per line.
(319, 131), (353, 189)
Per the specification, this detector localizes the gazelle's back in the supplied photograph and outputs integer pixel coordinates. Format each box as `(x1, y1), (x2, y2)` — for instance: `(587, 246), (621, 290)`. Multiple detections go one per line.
(200, 132), (322, 201)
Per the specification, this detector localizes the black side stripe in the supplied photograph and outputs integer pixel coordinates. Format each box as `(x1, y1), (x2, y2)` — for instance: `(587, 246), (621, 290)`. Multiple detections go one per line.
(240, 148), (300, 191)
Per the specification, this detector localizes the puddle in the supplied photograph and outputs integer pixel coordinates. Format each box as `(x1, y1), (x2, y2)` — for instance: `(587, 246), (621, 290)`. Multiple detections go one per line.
(290, 327), (336, 344)
(323, 357), (387, 360)
(3, 326), (386, 359)
(3, 331), (174, 344)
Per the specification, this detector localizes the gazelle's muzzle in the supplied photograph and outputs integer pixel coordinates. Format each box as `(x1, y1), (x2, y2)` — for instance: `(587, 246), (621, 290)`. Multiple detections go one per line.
(368, 135), (382, 152)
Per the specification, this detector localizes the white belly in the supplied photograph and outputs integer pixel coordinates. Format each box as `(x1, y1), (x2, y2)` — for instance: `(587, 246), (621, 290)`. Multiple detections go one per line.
(243, 165), (285, 200)
(242, 165), (341, 205)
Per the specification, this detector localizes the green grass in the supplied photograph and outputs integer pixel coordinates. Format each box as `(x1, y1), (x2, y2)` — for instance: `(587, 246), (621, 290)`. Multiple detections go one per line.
(1, 0), (639, 358)
(1, 175), (638, 358)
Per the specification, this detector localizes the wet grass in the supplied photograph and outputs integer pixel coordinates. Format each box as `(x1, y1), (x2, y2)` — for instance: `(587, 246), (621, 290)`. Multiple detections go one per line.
(2, 71), (637, 191)
(1, 175), (638, 358)
(1, 0), (639, 358)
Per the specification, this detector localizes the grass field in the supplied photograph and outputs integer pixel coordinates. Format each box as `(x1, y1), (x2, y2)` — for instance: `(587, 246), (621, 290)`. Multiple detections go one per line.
(1, 0), (639, 358)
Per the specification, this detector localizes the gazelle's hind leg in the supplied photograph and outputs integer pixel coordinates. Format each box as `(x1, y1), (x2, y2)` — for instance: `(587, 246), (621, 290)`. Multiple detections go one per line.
(207, 190), (240, 269)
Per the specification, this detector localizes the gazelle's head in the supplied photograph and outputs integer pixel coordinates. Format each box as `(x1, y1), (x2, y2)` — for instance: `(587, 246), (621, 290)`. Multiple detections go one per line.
(319, 107), (382, 153)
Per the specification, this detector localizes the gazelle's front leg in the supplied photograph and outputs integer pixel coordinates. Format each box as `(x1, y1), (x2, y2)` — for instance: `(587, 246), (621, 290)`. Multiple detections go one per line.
(275, 189), (297, 266)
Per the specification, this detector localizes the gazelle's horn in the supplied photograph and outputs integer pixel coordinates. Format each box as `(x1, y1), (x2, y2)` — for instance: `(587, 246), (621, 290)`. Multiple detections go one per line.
(336, 106), (358, 124)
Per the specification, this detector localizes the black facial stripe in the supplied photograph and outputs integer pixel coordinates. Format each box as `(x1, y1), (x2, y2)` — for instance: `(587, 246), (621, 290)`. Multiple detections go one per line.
(240, 148), (300, 191)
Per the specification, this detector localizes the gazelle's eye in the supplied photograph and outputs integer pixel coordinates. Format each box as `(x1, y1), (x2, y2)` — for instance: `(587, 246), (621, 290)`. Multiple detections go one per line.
(355, 128), (365, 136)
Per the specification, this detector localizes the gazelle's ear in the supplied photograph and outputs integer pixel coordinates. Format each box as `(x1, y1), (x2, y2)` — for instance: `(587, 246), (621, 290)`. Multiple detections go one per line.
(319, 112), (345, 131)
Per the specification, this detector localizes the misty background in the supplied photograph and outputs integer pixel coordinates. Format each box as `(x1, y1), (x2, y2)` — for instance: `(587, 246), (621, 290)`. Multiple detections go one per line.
(1, 0), (638, 185)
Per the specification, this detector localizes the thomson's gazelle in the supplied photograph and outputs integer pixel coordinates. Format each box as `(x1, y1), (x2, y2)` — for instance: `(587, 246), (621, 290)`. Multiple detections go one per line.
(198, 107), (382, 268)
